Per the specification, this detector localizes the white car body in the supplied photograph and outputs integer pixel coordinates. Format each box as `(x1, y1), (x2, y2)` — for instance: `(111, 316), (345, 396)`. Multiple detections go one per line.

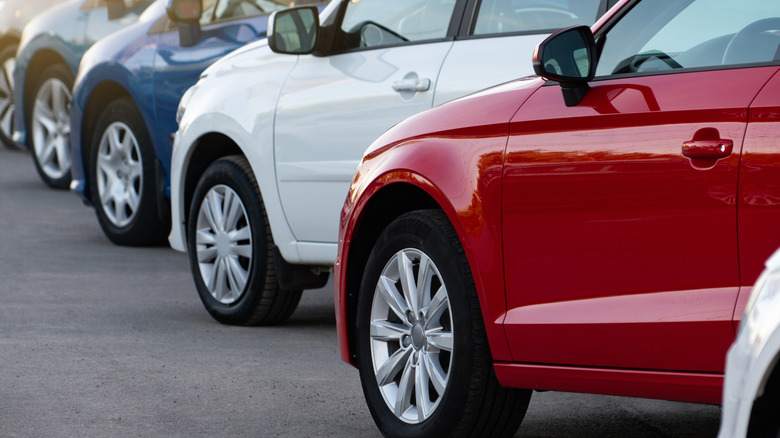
(720, 248), (780, 437)
(169, 0), (611, 269)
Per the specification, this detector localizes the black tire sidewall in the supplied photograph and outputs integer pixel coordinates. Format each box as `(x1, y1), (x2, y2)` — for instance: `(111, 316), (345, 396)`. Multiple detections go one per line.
(187, 157), (273, 325)
(0, 43), (18, 148)
(29, 63), (74, 189)
(88, 97), (165, 246)
(356, 210), (481, 438)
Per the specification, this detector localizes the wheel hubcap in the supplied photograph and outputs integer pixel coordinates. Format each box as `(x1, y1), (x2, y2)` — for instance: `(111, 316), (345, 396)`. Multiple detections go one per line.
(370, 248), (453, 424)
(195, 184), (253, 304)
(32, 77), (71, 179)
(96, 122), (143, 227)
(0, 56), (14, 141)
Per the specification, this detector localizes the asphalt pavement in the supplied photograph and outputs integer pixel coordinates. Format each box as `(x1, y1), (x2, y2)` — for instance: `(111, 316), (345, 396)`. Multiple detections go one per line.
(0, 146), (721, 437)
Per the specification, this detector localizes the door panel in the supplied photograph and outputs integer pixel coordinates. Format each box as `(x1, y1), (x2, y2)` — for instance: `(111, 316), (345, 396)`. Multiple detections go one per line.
(434, 34), (545, 106)
(502, 67), (778, 372)
(739, 71), (780, 287)
(274, 42), (452, 242)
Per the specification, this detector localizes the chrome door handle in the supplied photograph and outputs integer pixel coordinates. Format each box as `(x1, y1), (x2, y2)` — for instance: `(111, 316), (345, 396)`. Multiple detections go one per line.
(682, 139), (733, 159)
(392, 78), (431, 93)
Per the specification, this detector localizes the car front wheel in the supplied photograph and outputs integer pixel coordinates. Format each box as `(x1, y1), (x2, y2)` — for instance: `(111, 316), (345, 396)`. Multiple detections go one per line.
(30, 63), (73, 188)
(89, 98), (167, 246)
(0, 43), (18, 149)
(357, 210), (531, 438)
(188, 156), (302, 325)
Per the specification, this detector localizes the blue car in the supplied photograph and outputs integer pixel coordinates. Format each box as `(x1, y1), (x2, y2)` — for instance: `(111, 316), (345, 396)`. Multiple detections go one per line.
(12, 0), (155, 188)
(0, 0), (63, 148)
(70, 0), (318, 245)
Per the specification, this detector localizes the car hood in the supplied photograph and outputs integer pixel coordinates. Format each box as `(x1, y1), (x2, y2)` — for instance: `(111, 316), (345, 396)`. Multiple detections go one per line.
(199, 37), (271, 80)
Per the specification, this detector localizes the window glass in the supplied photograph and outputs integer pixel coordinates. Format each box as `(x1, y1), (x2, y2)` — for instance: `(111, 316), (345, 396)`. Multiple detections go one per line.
(200, 0), (218, 23)
(340, 0), (457, 47)
(473, 0), (602, 36)
(596, 0), (780, 76)
(212, 0), (295, 21)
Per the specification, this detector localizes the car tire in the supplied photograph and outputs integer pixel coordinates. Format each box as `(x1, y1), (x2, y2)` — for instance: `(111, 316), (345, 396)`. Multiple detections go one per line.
(29, 63), (74, 189)
(188, 156), (302, 326)
(0, 42), (18, 149)
(89, 97), (167, 246)
(356, 210), (531, 438)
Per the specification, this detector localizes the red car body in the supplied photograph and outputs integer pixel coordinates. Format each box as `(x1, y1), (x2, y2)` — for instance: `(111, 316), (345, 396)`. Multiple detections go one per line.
(336, 0), (780, 406)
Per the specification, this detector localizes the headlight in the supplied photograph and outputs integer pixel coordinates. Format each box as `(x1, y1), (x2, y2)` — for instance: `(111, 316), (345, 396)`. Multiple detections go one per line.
(176, 84), (198, 126)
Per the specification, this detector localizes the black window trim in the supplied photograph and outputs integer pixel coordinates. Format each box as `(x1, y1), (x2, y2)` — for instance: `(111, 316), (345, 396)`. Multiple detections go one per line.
(457, 0), (615, 40)
(323, 0), (471, 56)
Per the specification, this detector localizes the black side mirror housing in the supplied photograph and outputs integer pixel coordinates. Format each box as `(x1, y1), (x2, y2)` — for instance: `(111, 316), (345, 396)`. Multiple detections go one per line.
(165, 0), (203, 47)
(268, 6), (320, 55)
(106, 0), (126, 20)
(533, 25), (597, 106)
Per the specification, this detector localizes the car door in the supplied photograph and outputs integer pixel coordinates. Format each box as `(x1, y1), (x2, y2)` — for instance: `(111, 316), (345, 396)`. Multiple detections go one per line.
(501, 0), (780, 373)
(434, 0), (609, 106)
(151, 0), (282, 172)
(733, 71), (780, 322)
(273, 0), (461, 243)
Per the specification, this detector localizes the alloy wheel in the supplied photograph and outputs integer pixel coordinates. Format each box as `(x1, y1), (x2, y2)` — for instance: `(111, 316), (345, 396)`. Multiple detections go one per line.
(31, 77), (71, 180)
(369, 248), (454, 424)
(195, 184), (253, 305)
(96, 121), (143, 227)
(0, 56), (14, 142)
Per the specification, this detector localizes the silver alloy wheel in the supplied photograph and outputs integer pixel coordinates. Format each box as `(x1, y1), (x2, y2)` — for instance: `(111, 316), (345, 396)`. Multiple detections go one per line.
(0, 56), (14, 141)
(370, 248), (454, 424)
(195, 184), (253, 304)
(96, 121), (143, 227)
(31, 77), (72, 179)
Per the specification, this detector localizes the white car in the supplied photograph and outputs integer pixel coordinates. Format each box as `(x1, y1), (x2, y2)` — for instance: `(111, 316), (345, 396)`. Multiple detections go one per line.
(720, 248), (780, 437)
(169, 0), (614, 325)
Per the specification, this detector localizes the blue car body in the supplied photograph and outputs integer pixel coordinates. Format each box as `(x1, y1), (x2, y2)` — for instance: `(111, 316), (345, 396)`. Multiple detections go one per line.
(70, 0), (288, 206)
(12, 0), (153, 149)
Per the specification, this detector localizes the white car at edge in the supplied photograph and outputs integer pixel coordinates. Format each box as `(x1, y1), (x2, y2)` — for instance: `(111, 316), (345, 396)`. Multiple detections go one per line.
(720, 247), (780, 437)
(169, 0), (614, 325)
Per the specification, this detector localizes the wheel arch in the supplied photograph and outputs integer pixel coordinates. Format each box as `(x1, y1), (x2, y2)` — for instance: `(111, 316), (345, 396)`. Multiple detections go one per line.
(182, 132), (244, 223)
(22, 49), (69, 123)
(342, 182), (445, 364)
(748, 349), (780, 435)
(79, 81), (132, 201)
(20, 49), (73, 150)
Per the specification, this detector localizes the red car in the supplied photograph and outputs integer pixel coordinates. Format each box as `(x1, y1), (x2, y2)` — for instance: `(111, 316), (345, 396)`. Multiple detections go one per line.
(335, 0), (780, 436)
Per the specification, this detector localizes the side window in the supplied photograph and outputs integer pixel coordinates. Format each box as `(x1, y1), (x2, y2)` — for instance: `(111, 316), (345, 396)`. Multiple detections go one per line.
(596, 0), (780, 77)
(211, 0), (295, 22)
(80, 0), (104, 11)
(200, 0), (219, 24)
(473, 0), (602, 36)
(340, 0), (457, 49)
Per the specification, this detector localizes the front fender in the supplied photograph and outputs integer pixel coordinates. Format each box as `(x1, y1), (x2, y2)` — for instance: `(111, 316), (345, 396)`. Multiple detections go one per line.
(70, 60), (155, 202)
(169, 44), (298, 255)
(337, 78), (542, 365)
(12, 34), (83, 148)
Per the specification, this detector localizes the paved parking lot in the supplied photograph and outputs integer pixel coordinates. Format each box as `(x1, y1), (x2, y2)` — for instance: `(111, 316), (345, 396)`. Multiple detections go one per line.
(0, 147), (720, 437)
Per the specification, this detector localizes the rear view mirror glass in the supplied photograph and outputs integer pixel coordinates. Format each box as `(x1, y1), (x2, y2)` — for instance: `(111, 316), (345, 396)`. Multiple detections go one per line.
(268, 6), (319, 55)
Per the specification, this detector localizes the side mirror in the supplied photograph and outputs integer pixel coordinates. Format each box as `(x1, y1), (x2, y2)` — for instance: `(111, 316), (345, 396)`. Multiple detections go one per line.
(106, 0), (126, 20)
(533, 25), (597, 106)
(268, 6), (319, 55)
(166, 0), (202, 47)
